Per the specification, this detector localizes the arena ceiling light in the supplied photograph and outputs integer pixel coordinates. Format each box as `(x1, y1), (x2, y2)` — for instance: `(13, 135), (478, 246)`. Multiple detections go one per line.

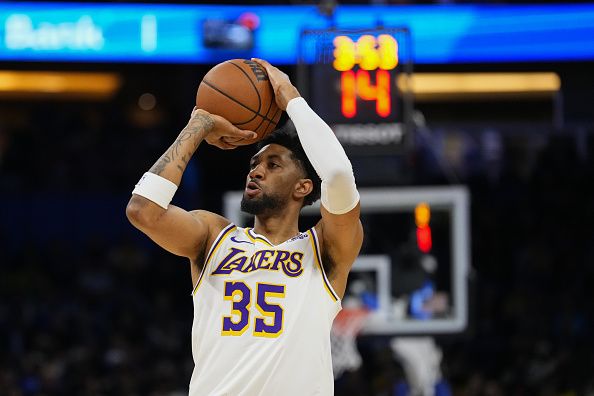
(0, 70), (121, 99)
(398, 72), (561, 101)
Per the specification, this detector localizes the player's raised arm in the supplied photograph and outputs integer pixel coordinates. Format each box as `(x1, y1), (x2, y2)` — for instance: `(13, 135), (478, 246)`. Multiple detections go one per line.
(126, 107), (256, 261)
(252, 58), (363, 297)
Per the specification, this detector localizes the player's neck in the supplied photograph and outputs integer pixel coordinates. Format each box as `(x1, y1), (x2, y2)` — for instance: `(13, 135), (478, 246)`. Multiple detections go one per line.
(253, 213), (300, 245)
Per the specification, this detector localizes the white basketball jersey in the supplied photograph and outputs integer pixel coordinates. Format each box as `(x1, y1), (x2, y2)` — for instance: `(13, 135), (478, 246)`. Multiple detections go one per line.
(189, 224), (341, 396)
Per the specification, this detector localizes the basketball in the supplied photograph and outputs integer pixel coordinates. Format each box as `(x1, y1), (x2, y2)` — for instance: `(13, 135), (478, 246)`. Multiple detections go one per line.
(196, 59), (282, 145)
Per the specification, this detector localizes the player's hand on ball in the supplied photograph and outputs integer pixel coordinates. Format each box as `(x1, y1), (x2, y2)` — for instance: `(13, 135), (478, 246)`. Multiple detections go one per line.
(251, 58), (300, 111)
(189, 107), (256, 150)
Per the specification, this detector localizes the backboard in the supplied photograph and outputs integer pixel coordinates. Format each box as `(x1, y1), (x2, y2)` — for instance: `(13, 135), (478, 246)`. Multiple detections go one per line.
(223, 186), (470, 335)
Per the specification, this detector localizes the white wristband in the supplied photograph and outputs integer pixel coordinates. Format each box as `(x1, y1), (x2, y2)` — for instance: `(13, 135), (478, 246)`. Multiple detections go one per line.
(132, 172), (178, 209)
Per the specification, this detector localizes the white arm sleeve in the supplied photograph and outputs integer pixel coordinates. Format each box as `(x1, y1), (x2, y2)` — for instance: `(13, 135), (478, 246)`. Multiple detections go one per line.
(286, 97), (359, 214)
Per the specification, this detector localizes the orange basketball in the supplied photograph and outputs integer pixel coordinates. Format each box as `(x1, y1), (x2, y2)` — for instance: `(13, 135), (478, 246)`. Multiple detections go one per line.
(196, 59), (282, 145)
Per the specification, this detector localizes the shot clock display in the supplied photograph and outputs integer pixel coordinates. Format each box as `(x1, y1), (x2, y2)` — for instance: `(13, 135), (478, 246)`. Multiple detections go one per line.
(300, 28), (411, 127)
(333, 34), (398, 120)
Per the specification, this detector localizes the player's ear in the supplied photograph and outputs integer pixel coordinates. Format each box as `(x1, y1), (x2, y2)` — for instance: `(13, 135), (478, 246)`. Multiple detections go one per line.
(294, 179), (313, 200)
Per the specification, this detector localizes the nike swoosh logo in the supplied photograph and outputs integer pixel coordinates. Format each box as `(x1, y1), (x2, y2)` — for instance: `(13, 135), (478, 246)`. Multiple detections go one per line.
(230, 236), (254, 244)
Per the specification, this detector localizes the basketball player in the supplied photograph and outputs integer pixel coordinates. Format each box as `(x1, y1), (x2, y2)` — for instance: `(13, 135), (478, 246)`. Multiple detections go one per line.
(126, 58), (363, 395)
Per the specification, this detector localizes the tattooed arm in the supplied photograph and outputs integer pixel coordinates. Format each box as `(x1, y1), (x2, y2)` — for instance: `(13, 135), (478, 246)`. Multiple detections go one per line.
(126, 108), (255, 264)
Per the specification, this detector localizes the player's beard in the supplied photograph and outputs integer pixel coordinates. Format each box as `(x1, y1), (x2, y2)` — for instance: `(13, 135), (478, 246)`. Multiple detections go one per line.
(241, 191), (284, 215)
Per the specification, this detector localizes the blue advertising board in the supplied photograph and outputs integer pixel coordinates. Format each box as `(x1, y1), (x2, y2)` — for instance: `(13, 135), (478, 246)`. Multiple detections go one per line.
(0, 2), (593, 64)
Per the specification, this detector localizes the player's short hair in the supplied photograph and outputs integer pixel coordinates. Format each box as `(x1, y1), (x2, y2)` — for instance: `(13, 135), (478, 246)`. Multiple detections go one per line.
(257, 120), (321, 207)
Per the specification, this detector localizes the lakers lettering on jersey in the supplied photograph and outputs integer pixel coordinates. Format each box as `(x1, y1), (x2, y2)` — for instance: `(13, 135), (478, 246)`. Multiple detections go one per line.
(189, 224), (341, 396)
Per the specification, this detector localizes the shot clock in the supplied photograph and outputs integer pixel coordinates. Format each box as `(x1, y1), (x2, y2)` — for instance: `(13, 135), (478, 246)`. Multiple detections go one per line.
(333, 34), (398, 119)
(298, 27), (412, 135)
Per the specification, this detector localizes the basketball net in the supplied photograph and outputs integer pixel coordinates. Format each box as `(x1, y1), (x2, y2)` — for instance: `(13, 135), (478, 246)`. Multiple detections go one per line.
(330, 307), (370, 379)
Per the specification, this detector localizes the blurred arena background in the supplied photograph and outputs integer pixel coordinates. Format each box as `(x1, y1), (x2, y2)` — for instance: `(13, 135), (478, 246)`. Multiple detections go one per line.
(1, 0), (594, 395)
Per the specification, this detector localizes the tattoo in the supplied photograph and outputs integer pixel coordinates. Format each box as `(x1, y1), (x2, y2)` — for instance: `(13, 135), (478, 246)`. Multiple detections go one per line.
(149, 113), (214, 175)
(151, 153), (171, 175)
